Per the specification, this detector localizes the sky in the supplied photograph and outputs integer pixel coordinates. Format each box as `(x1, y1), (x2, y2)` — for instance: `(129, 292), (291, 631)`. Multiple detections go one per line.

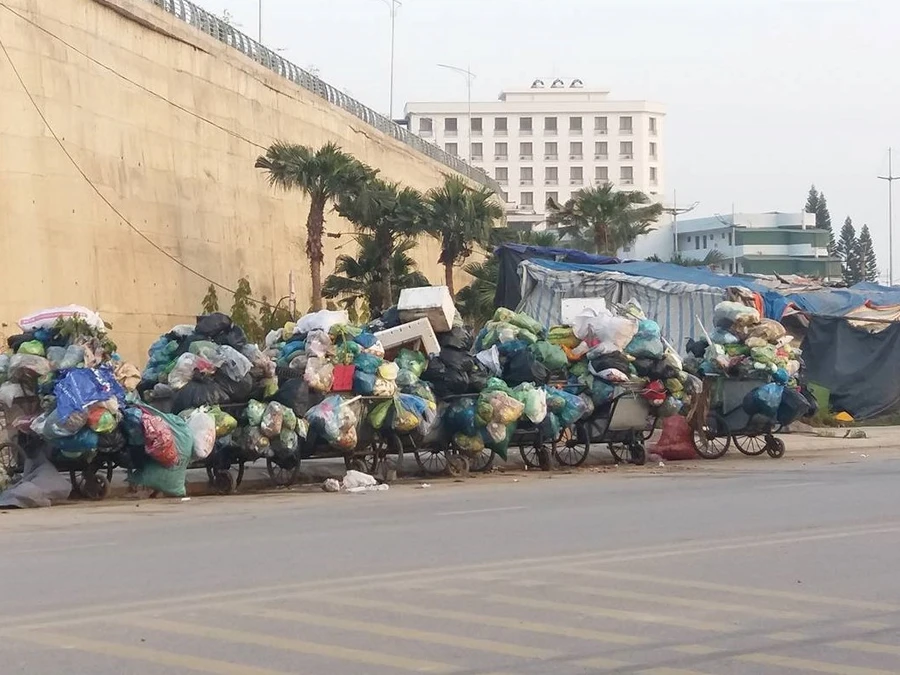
(200, 0), (900, 280)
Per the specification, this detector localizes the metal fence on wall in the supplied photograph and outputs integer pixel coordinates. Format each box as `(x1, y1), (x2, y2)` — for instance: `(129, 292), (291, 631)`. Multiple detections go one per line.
(147, 0), (500, 193)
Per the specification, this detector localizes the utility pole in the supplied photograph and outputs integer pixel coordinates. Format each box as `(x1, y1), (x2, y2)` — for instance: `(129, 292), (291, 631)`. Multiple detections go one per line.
(878, 147), (899, 285)
(376, 0), (402, 119)
(437, 63), (476, 163)
(661, 190), (698, 255)
(258, 0), (262, 42)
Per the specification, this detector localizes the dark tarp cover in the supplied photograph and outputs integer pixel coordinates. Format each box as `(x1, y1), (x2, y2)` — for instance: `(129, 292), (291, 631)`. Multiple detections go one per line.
(802, 315), (900, 419)
(494, 244), (619, 310)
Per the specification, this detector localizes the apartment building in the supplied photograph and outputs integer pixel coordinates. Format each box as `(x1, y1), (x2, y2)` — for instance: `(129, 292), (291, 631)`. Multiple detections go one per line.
(405, 80), (665, 229)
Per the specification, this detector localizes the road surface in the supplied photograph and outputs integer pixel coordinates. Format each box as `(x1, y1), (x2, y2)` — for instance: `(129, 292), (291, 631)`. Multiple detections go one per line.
(2, 455), (900, 674)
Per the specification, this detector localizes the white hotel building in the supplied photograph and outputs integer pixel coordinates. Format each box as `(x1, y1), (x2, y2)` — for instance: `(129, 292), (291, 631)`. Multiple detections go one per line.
(405, 80), (665, 230)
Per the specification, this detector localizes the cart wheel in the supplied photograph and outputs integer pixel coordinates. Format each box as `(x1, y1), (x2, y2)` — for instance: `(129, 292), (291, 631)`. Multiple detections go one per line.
(0, 442), (21, 476)
(765, 436), (786, 459)
(447, 455), (469, 477)
(468, 448), (496, 473)
(414, 445), (449, 476)
(79, 471), (110, 501)
(519, 444), (541, 469)
(211, 470), (235, 495)
(692, 412), (731, 459)
(348, 457), (371, 473)
(609, 440), (646, 466)
(733, 434), (767, 456)
(266, 457), (300, 487)
(553, 426), (590, 467)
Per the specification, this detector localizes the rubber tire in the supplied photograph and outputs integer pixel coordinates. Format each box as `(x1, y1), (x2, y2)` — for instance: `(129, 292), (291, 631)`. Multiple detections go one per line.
(733, 435), (767, 456)
(80, 472), (110, 501)
(469, 448), (496, 473)
(266, 457), (300, 487)
(414, 445), (449, 476)
(630, 441), (647, 466)
(519, 444), (541, 469)
(692, 413), (731, 459)
(554, 426), (590, 467)
(211, 470), (235, 495)
(766, 436), (786, 458)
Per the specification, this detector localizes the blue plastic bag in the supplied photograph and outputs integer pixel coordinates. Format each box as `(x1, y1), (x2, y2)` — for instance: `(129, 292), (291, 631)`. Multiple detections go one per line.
(354, 332), (378, 349)
(352, 370), (376, 395)
(50, 428), (99, 453)
(54, 366), (126, 419)
(743, 383), (784, 419)
(354, 352), (383, 375)
(443, 399), (478, 436)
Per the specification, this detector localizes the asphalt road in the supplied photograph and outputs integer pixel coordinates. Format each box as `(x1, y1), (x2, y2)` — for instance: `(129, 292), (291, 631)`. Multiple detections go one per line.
(3, 457), (900, 674)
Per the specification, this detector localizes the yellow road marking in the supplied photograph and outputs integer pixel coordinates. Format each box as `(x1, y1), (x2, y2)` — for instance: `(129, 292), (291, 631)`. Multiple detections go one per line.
(767, 631), (809, 641)
(484, 594), (733, 633)
(564, 584), (817, 620)
(737, 653), (897, 674)
(670, 644), (720, 655)
(307, 593), (648, 645)
(835, 640), (900, 656)
(3, 520), (900, 632)
(569, 568), (900, 612)
(117, 615), (456, 673)
(228, 605), (558, 660)
(575, 656), (632, 669)
(846, 621), (894, 630)
(11, 629), (292, 675)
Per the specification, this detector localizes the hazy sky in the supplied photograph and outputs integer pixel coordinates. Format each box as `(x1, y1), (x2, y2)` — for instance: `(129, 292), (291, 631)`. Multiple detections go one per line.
(200, 0), (899, 280)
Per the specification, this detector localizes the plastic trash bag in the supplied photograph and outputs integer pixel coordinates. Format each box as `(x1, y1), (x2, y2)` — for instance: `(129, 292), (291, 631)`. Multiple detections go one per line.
(246, 399), (266, 427)
(354, 352), (383, 375)
(218, 345), (252, 381)
(395, 349), (426, 378)
(296, 309), (348, 335)
(444, 398), (478, 436)
(546, 388), (587, 427)
(596, 368), (630, 383)
(277, 427), (299, 455)
(16, 340), (45, 357)
(208, 406), (237, 437)
(372, 378), (398, 397)
(746, 319), (787, 343)
(515, 384), (548, 424)
(184, 408), (216, 459)
(353, 370), (376, 395)
(493, 307), (544, 337)
(438, 326), (474, 351)
(624, 324), (664, 359)
(260, 401), (285, 438)
(710, 328), (740, 345)
(531, 341), (567, 372)
(87, 406), (117, 434)
(50, 428), (99, 459)
(167, 353), (200, 389)
(713, 301), (760, 330)
(742, 383), (784, 419)
(649, 416), (697, 460)
(548, 325), (580, 349)
(572, 308), (638, 348)
(195, 312), (232, 338)
(304, 357), (334, 393)
(9, 354), (51, 382)
(171, 374), (229, 413)
(503, 350), (550, 387)
(368, 400), (392, 430)
(306, 396), (360, 449)
(454, 432), (485, 454)
(141, 410), (180, 467)
(475, 346), (502, 376)
(55, 367), (125, 419)
(305, 330), (333, 358)
(0, 382), (25, 408)
(377, 362), (400, 381)
(777, 387), (810, 425)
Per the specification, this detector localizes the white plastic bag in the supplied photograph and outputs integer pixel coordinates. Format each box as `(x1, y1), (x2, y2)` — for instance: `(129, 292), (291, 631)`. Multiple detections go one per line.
(186, 408), (216, 459)
(306, 330), (333, 358)
(167, 353), (200, 389)
(342, 469), (377, 490)
(218, 345), (252, 381)
(18, 305), (105, 332)
(573, 309), (638, 350)
(265, 329), (283, 348)
(0, 382), (25, 408)
(475, 346), (502, 376)
(296, 309), (349, 335)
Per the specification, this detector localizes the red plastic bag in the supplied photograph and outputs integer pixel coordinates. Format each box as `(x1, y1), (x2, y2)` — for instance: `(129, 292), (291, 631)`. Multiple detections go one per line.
(641, 380), (667, 406)
(649, 415), (697, 460)
(141, 411), (179, 467)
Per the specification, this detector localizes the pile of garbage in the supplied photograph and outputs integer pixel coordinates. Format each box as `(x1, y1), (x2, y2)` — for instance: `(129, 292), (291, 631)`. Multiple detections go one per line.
(555, 301), (699, 418)
(684, 301), (810, 424)
(0, 306), (139, 466)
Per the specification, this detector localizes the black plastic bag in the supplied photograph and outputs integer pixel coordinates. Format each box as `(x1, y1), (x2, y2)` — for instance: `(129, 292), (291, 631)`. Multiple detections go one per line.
(648, 361), (679, 382)
(591, 352), (631, 376)
(7, 332), (35, 352)
(421, 358), (448, 383)
(97, 429), (126, 450)
(439, 347), (475, 374)
(217, 324), (248, 351)
(778, 387), (811, 425)
(272, 378), (313, 416)
(438, 326), (473, 351)
(467, 365), (489, 393)
(504, 350), (550, 387)
(195, 313), (233, 338)
(685, 338), (708, 358)
(214, 370), (253, 403)
(172, 373), (230, 413)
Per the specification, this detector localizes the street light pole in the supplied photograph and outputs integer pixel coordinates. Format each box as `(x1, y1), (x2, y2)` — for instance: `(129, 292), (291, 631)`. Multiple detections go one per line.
(258, 0), (262, 42)
(661, 190), (698, 255)
(437, 63), (476, 163)
(878, 147), (899, 285)
(376, 0), (401, 119)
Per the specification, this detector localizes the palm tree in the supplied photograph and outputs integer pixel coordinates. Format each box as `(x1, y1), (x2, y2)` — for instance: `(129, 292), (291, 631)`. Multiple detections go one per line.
(255, 142), (375, 311)
(425, 175), (504, 296)
(455, 229), (558, 327)
(323, 235), (429, 321)
(336, 178), (427, 313)
(647, 249), (727, 268)
(546, 184), (662, 256)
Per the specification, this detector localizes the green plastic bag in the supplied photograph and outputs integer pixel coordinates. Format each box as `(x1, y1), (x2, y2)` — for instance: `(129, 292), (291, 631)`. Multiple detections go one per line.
(368, 400), (392, 430)
(395, 349), (426, 378)
(247, 399), (265, 426)
(128, 406), (193, 497)
(531, 341), (567, 372)
(209, 406), (238, 437)
(17, 340), (45, 357)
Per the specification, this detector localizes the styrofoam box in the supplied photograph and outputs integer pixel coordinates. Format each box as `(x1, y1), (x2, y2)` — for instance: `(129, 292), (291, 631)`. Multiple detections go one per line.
(561, 297), (608, 325)
(398, 286), (456, 334)
(374, 318), (440, 356)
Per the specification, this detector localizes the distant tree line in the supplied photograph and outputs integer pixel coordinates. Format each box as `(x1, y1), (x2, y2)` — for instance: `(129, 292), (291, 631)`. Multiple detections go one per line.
(805, 184), (877, 285)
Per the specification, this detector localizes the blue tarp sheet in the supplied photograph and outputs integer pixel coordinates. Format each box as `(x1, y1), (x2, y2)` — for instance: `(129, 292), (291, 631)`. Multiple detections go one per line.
(782, 285), (900, 317)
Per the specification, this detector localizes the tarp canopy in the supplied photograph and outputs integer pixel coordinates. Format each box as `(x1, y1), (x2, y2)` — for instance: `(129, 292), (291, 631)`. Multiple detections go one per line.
(494, 244), (619, 310)
(517, 260), (732, 350)
(802, 315), (900, 419)
(782, 284), (900, 318)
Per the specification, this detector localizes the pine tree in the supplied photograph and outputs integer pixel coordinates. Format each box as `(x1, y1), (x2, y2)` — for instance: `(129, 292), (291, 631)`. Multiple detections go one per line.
(230, 278), (262, 343)
(201, 283), (219, 314)
(857, 224), (878, 282)
(804, 184), (819, 216)
(835, 217), (861, 285)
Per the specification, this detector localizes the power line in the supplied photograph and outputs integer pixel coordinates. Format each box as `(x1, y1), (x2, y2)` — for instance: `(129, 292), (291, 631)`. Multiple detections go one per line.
(0, 15), (271, 305)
